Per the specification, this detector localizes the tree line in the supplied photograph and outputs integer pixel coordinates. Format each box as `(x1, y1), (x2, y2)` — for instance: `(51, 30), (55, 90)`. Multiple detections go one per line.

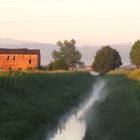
(47, 39), (140, 75)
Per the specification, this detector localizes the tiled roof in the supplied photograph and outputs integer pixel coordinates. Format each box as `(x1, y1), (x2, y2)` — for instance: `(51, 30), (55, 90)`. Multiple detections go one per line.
(0, 48), (40, 55)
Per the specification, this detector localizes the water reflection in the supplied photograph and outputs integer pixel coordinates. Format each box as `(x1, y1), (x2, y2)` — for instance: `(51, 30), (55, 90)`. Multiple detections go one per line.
(49, 114), (86, 140)
(47, 79), (106, 140)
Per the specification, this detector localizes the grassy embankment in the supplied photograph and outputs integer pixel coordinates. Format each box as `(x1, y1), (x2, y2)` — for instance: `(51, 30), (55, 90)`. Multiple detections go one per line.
(109, 69), (140, 80)
(0, 71), (94, 140)
(84, 69), (140, 140)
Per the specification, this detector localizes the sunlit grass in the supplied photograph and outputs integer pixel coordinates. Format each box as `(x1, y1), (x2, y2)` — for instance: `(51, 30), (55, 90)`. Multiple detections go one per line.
(127, 69), (140, 80)
(108, 69), (140, 81)
(108, 69), (130, 75)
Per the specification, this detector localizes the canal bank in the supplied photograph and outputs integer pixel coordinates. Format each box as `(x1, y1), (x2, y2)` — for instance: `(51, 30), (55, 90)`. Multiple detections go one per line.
(46, 77), (107, 140)
(84, 75), (140, 140)
(0, 72), (94, 140)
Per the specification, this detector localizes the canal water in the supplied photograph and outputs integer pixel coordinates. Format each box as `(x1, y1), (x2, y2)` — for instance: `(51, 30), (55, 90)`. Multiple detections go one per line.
(46, 77), (106, 140)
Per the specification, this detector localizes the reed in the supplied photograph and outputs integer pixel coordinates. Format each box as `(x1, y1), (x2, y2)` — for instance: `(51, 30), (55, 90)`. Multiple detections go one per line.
(0, 71), (94, 140)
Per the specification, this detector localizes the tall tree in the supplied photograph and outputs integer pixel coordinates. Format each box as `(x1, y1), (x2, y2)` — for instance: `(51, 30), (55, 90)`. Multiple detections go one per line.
(130, 40), (140, 68)
(92, 46), (122, 75)
(52, 39), (82, 69)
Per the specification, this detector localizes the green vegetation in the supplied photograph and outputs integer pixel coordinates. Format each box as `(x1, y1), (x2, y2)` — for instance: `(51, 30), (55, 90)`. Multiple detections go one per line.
(92, 46), (122, 75)
(0, 71), (94, 140)
(108, 69), (140, 80)
(48, 39), (83, 70)
(108, 69), (130, 75)
(84, 75), (140, 140)
(130, 40), (140, 68)
(47, 58), (68, 71)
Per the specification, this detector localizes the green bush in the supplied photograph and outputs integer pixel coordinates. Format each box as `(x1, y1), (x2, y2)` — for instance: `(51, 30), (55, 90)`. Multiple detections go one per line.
(47, 59), (68, 70)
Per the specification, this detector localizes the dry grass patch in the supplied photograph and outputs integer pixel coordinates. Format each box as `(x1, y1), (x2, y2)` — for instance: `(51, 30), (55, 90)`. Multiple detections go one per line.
(108, 69), (140, 81)
(108, 70), (130, 75)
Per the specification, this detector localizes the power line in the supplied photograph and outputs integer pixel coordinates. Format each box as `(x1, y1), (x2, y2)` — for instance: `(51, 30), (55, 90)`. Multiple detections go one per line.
(0, 0), (81, 3)
(0, 0), (50, 3)
(0, 17), (140, 23)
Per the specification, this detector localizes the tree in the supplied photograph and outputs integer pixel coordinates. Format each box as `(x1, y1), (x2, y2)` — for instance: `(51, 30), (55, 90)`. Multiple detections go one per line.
(130, 40), (140, 68)
(47, 58), (68, 71)
(92, 46), (122, 75)
(52, 39), (82, 69)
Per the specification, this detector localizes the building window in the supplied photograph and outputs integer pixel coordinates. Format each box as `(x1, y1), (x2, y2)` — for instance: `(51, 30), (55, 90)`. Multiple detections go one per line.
(13, 56), (15, 60)
(29, 59), (32, 64)
(6, 56), (9, 60)
(9, 67), (12, 70)
(18, 67), (22, 71)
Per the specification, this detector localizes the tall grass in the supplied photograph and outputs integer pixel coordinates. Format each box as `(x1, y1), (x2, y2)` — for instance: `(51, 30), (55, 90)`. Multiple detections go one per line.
(109, 69), (140, 80)
(108, 70), (130, 75)
(84, 75), (140, 140)
(127, 69), (140, 80)
(0, 71), (94, 140)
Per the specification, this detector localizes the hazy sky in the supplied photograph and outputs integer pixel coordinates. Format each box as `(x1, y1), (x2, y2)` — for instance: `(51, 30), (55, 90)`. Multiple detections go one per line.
(0, 0), (140, 45)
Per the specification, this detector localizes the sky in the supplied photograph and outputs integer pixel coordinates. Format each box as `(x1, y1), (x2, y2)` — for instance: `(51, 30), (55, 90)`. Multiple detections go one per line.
(0, 0), (140, 45)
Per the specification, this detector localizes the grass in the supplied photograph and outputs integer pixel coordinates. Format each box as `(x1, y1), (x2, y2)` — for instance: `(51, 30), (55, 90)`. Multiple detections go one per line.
(108, 69), (140, 80)
(108, 69), (130, 75)
(0, 71), (94, 140)
(84, 75), (140, 140)
(127, 69), (140, 80)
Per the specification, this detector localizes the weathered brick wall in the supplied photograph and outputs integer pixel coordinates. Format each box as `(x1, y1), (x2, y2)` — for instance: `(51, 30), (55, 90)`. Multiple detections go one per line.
(0, 54), (40, 70)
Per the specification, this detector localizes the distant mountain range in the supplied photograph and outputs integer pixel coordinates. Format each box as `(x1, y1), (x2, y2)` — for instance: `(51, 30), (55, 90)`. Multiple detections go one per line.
(0, 38), (132, 66)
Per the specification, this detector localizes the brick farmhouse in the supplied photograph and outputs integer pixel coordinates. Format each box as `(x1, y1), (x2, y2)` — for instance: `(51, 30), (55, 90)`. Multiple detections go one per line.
(0, 48), (40, 70)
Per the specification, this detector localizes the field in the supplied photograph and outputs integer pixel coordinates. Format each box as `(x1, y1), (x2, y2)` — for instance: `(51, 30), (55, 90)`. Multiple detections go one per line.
(109, 69), (140, 80)
(0, 71), (94, 140)
(84, 71), (140, 140)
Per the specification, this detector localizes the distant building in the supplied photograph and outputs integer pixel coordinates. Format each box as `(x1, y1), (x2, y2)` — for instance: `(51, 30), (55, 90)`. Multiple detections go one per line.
(84, 66), (92, 71)
(0, 48), (40, 70)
